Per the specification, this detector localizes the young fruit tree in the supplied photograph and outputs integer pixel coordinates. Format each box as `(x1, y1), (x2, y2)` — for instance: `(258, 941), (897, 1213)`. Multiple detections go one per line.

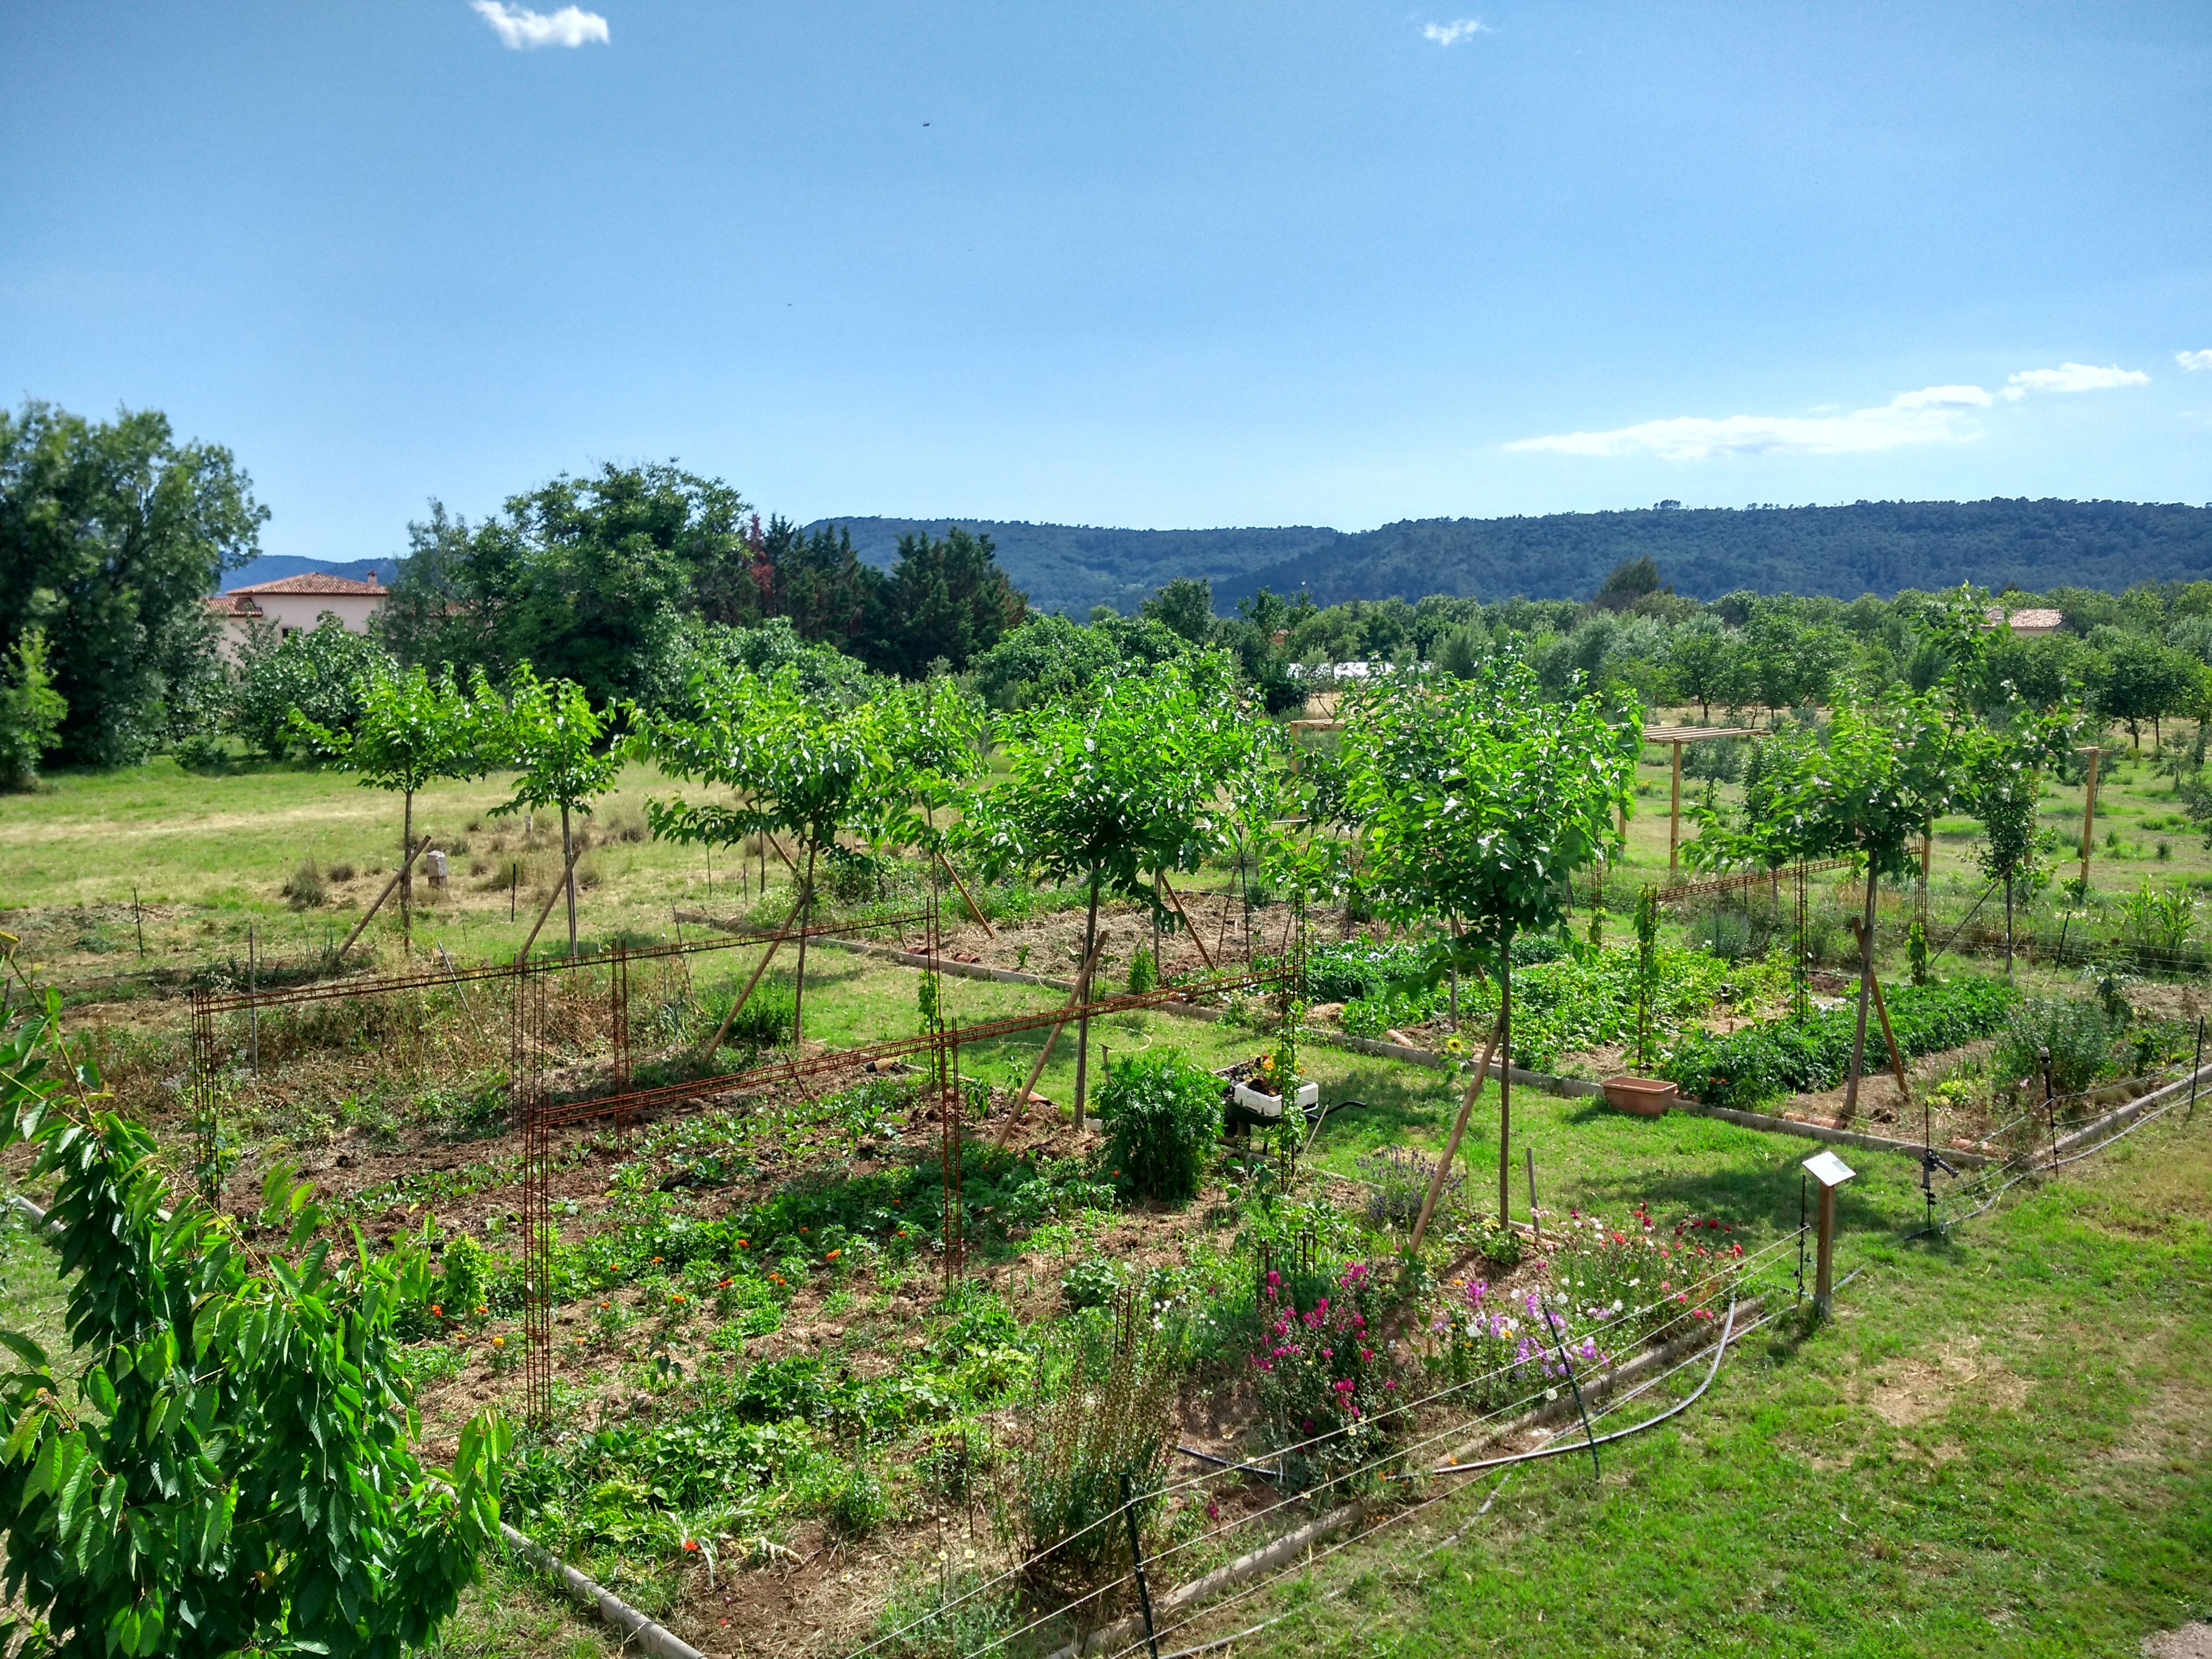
(959, 655), (1251, 1117)
(1339, 658), (1637, 1229)
(488, 664), (623, 959)
(1965, 705), (2081, 973)
(0, 993), (508, 1658)
(643, 662), (896, 1049)
(1693, 693), (1968, 1114)
(292, 661), (489, 956)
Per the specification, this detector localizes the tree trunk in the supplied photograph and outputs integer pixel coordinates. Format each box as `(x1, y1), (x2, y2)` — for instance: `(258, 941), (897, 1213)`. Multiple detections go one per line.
(400, 790), (414, 958)
(1498, 945), (1513, 1227)
(792, 840), (818, 1048)
(1074, 870), (1101, 1122)
(2004, 871), (2015, 975)
(562, 805), (577, 959)
(1842, 871), (1880, 1116)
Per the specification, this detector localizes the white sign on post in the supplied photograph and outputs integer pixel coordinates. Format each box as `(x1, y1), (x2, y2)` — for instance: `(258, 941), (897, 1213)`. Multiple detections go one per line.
(1801, 1150), (1856, 1188)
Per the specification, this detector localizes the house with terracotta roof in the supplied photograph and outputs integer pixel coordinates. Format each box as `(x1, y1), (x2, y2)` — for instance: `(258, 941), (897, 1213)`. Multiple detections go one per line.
(206, 571), (388, 658)
(1982, 604), (2064, 638)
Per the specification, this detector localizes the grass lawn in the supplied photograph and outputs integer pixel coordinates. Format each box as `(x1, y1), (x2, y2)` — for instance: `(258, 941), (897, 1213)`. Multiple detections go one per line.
(1177, 1098), (2212, 1658)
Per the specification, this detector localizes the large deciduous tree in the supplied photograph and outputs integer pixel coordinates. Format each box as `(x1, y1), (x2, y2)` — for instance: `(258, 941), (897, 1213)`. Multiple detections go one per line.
(0, 400), (266, 766)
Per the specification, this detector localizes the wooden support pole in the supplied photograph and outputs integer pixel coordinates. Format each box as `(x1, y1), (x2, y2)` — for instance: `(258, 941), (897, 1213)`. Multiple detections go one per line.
(1864, 952), (1910, 1102)
(1813, 1182), (1838, 1313)
(1407, 1011), (1506, 1255)
(515, 840), (586, 966)
(1156, 874), (1216, 971)
(995, 936), (1108, 1145)
(698, 895), (806, 1058)
(935, 850), (993, 936)
(1668, 741), (1684, 877)
(332, 835), (433, 963)
(2077, 747), (2101, 892)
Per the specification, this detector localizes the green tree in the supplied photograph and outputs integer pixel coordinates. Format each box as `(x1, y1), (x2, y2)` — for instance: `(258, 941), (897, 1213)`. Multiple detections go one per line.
(960, 658), (1250, 1116)
(379, 464), (754, 707)
(644, 665), (897, 1045)
(0, 400), (266, 766)
(2089, 631), (2203, 748)
(228, 617), (395, 761)
(1663, 615), (1739, 720)
(873, 525), (1027, 677)
(292, 663), (491, 956)
(1591, 555), (1663, 611)
(1142, 577), (1217, 646)
(1338, 658), (1637, 1216)
(1740, 608), (1846, 724)
(1694, 695), (1968, 1112)
(0, 628), (68, 791)
(0, 993), (508, 1658)
(489, 666), (624, 958)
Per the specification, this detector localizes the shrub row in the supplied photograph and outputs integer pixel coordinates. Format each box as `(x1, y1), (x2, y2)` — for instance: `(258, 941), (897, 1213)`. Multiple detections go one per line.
(1661, 975), (2020, 1110)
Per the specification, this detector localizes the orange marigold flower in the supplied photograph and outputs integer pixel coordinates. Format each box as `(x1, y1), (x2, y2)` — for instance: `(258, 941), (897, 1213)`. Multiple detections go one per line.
(826, 1250), (841, 1261)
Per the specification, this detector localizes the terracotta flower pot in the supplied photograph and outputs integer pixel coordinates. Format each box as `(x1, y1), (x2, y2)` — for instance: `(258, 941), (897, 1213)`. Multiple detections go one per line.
(1602, 1075), (1677, 1117)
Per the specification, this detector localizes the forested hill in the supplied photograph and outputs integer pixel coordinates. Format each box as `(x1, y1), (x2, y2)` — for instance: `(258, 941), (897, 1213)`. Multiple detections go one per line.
(814, 499), (2212, 615)
(807, 518), (1338, 617)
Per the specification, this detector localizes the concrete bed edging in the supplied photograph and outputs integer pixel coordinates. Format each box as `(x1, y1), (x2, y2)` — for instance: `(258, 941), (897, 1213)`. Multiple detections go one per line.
(816, 935), (2020, 1167)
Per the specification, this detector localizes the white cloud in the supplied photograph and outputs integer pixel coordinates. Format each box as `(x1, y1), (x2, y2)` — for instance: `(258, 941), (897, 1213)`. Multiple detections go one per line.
(2178, 349), (2212, 373)
(471, 1), (608, 49)
(1506, 384), (1992, 463)
(1422, 19), (1490, 45)
(2001, 361), (2149, 399)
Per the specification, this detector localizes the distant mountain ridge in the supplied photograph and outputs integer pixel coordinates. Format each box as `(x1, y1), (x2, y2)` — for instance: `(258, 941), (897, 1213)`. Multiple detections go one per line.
(219, 555), (397, 592)
(813, 499), (2212, 616)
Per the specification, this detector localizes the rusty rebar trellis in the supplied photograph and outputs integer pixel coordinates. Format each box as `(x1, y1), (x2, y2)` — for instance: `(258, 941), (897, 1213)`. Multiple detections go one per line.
(514, 968), (554, 1429)
(940, 1023), (965, 1291)
(189, 990), (220, 1204)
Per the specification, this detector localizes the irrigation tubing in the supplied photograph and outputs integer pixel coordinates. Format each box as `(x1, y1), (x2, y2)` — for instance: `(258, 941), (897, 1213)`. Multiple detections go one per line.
(918, 1250), (1809, 1659)
(845, 1235), (1804, 1659)
(1113, 1291), (1791, 1659)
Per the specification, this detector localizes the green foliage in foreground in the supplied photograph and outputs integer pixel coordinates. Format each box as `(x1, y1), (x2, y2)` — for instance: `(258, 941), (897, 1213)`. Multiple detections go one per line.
(0, 994), (508, 1657)
(1661, 974), (2020, 1109)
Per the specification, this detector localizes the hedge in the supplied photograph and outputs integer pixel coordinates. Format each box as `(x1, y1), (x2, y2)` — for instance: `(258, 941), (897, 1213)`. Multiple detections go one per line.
(1661, 975), (2020, 1110)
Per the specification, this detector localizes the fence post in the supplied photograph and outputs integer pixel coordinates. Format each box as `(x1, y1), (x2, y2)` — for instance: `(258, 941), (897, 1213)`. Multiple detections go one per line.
(1119, 1474), (1161, 1659)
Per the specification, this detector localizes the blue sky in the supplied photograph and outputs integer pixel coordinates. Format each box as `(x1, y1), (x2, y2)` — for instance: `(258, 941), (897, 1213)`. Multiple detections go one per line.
(3, 1), (2208, 564)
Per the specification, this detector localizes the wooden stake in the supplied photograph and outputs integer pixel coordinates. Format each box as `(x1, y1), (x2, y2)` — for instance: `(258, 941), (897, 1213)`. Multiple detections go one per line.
(935, 850), (993, 935)
(1668, 740), (1684, 877)
(995, 936), (1108, 1146)
(699, 893), (805, 1058)
(1865, 963), (1911, 1102)
(1407, 1011), (1505, 1255)
(1157, 874), (1216, 971)
(2077, 747), (2101, 892)
(332, 836), (433, 962)
(514, 840), (585, 965)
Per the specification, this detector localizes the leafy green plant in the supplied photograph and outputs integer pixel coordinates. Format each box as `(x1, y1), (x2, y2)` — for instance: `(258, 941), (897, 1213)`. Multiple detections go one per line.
(1060, 1255), (1121, 1311)
(827, 1464), (889, 1536)
(1991, 995), (2120, 1096)
(1663, 975), (2020, 1109)
(870, 1563), (1019, 1659)
(0, 627), (70, 791)
(487, 664), (624, 958)
(1096, 1049), (1222, 1203)
(0, 993), (508, 1657)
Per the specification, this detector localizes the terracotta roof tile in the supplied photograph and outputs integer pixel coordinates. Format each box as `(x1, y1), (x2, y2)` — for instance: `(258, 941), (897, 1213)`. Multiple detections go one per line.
(225, 572), (388, 597)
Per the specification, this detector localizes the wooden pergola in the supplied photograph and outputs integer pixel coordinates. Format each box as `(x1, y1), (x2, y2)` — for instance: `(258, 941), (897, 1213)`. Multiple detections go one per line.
(1643, 722), (1766, 875)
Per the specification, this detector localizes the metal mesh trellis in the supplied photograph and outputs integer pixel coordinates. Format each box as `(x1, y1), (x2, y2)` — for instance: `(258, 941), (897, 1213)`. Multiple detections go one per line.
(514, 968), (554, 1429)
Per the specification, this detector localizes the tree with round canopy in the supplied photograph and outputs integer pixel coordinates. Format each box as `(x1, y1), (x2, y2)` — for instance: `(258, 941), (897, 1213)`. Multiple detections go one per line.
(643, 662), (898, 1048)
(488, 664), (624, 959)
(958, 654), (1253, 1117)
(1338, 657), (1637, 1225)
(291, 661), (491, 957)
